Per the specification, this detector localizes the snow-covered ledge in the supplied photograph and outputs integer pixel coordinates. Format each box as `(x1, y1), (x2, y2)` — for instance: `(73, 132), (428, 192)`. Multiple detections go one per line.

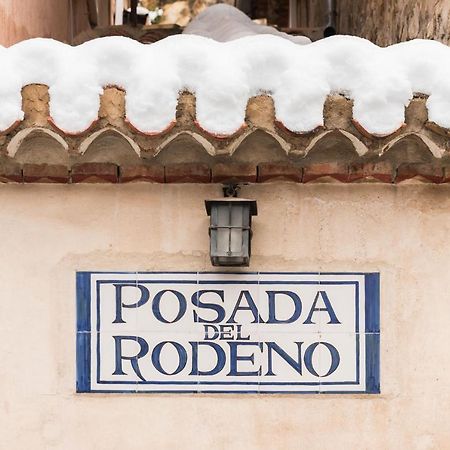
(0, 31), (450, 184)
(2, 34), (450, 136)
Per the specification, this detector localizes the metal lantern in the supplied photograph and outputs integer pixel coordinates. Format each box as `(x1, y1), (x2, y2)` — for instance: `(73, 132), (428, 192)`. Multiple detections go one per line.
(205, 197), (257, 267)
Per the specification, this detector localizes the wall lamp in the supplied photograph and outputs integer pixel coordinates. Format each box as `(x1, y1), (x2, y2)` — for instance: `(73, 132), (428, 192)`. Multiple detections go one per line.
(205, 185), (257, 267)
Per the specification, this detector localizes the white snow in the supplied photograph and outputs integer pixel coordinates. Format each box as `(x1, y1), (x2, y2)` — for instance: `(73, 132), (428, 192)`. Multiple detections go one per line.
(125, 6), (163, 24)
(126, 6), (151, 16)
(184, 4), (311, 45)
(148, 8), (164, 23)
(0, 33), (450, 136)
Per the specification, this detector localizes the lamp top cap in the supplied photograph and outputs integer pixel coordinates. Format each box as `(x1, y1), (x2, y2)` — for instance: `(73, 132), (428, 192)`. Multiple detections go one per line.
(205, 198), (257, 216)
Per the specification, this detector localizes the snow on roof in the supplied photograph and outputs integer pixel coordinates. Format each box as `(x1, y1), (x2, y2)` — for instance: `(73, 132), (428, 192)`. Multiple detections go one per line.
(1, 34), (450, 138)
(184, 4), (311, 45)
(126, 6), (151, 15)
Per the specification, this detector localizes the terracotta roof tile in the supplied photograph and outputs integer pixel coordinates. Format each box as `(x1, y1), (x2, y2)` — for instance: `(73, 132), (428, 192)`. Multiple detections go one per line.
(1, 87), (450, 185)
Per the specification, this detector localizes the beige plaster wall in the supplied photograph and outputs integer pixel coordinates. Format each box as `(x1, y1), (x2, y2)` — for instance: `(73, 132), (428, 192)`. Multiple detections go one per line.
(0, 182), (449, 449)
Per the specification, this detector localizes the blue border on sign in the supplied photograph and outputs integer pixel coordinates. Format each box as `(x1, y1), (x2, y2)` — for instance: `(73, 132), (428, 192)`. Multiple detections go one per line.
(94, 280), (360, 387)
(364, 273), (381, 393)
(76, 271), (380, 394)
(76, 272), (91, 393)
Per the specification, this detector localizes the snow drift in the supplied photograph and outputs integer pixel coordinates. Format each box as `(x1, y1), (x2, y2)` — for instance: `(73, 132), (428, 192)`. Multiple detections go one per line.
(0, 34), (450, 136)
(184, 4), (311, 45)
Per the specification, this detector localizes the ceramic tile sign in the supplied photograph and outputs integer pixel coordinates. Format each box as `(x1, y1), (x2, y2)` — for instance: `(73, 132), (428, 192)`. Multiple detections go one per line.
(76, 272), (380, 394)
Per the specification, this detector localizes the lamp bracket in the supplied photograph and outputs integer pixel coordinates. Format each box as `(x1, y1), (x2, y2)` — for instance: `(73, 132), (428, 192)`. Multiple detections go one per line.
(223, 184), (240, 198)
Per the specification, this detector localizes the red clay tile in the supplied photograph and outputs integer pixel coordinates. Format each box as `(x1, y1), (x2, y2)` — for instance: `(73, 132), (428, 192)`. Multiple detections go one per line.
(352, 119), (406, 139)
(396, 164), (444, 183)
(303, 162), (349, 183)
(0, 120), (21, 135)
(258, 162), (302, 182)
(275, 120), (324, 136)
(23, 164), (69, 183)
(0, 163), (22, 183)
(165, 163), (211, 183)
(349, 161), (394, 183)
(125, 119), (176, 136)
(48, 117), (99, 137)
(212, 163), (256, 183)
(120, 165), (164, 183)
(443, 167), (450, 183)
(71, 162), (118, 183)
(194, 121), (247, 139)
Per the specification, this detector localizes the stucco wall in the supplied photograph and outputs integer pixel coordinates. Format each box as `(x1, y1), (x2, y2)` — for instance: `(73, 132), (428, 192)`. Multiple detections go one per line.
(337, 0), (450, 46)
(0, 0), (111, 46)
(0, 0), (71, 46)
(1, 182), (449, 449)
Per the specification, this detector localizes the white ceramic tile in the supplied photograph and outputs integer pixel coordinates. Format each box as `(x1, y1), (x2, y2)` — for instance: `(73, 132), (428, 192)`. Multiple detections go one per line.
(93, 332), (138, 392)
(199, 282), (260, 328)
(258, 332), (322, 393)
(319, 333), (364, 393)
(316, 274), (363, 334)
(257, 281), (322, 335)
(79, 272), (377, 394)
(134, 282), (201, 333)
(197, 338), (262, 394)
(92, 277), (138, 332)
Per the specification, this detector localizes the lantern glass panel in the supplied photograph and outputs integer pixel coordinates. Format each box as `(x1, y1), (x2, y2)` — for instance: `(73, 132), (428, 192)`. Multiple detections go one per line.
(216, 204), (230, 254)
(206, 199), (255, 267)
(230, 205), (244, 253)
(230, 204), (244, 226)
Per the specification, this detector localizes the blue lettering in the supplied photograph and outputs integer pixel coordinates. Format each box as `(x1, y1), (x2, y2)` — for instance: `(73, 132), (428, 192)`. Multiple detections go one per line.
(265, 341), (303, 376)
(227, 342), (262, 376)
(190, 341), (226, 375)
(203, 324), (219, 340)
(192, 290), (225, 323)
(152, 290), (187, 324)
(304, 291), (341, 325)
(113, 284), (149, 324)
(113, 335), (148, 382)
(304, 342), (340, 377)
(227, 290), (263, 324)
(267, 291), (302, 324)
(152, 341), (187, 375)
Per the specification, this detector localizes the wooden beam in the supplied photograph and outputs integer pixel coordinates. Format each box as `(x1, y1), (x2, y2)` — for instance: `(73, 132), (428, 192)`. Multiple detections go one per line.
(130, 0), (138, 27)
